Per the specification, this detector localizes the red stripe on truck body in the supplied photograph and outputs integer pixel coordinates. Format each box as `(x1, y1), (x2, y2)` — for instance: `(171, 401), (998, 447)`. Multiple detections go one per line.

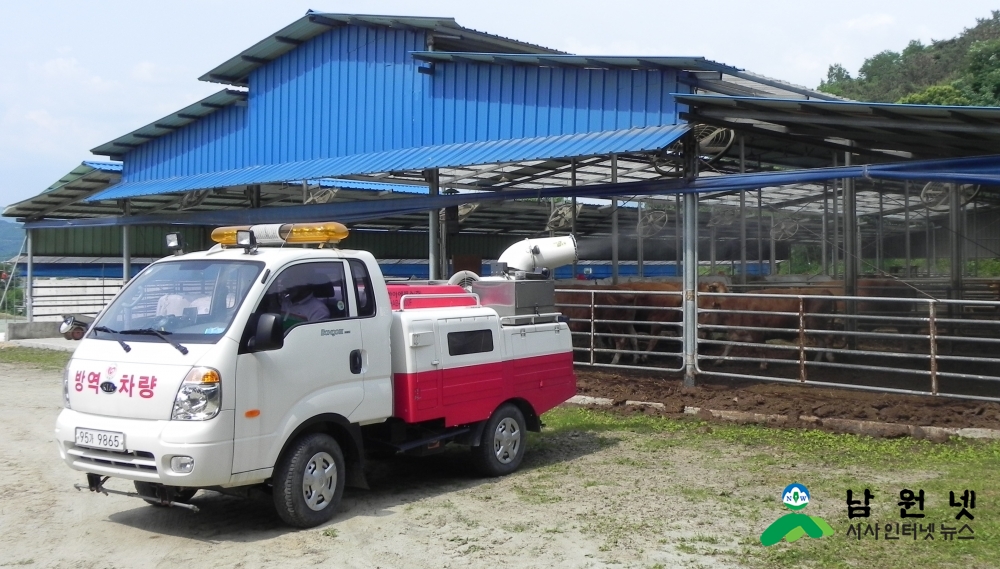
(393, 352), (576, 426)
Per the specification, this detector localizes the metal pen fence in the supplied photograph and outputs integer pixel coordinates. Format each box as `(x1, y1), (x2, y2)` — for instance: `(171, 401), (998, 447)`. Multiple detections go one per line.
(556, 285), (1000, 402)
(555, 288), (684, 373)
(698, 292), (1000, 402)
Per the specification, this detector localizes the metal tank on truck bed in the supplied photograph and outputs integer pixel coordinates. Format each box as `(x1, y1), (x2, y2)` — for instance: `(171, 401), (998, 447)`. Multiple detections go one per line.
(55, 223), (578, 528)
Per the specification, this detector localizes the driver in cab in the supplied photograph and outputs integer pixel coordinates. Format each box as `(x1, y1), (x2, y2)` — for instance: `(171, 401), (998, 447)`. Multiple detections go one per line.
(276, 270), (331, 326)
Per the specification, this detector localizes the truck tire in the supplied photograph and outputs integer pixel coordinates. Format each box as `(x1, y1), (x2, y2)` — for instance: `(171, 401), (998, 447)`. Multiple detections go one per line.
(272, 433), (345, 528)
(133, 481), (197, 507)
(472, 403), (526, 477)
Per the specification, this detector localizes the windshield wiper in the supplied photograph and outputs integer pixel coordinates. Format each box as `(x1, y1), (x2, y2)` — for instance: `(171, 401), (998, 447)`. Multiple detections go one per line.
(118, 328), (189, 355)
(91, 325), (131, 353)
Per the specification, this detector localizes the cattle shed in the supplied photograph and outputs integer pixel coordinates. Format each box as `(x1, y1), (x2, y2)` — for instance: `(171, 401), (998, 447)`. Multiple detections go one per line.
(6, 10), (1000, 399)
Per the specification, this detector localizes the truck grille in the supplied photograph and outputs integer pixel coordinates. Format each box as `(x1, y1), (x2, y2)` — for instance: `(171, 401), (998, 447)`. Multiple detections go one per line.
(68, 446), (158, 473)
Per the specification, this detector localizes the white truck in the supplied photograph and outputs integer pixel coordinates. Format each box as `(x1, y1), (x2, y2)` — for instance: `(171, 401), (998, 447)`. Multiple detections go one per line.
(56, 222), (578, 527)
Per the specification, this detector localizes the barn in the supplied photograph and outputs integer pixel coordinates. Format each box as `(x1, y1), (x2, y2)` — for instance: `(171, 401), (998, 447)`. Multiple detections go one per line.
(5, 11), (1000, 400)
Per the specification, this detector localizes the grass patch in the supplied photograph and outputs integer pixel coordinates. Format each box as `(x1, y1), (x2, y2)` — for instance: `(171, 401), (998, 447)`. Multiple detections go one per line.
(320, 528), (338, 538)
(0, 346), (70, 371)
(540, 406), (1000, 569)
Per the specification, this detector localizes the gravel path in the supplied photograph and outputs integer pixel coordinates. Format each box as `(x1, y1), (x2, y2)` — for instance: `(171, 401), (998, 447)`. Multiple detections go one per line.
(1, 363), (750, 569)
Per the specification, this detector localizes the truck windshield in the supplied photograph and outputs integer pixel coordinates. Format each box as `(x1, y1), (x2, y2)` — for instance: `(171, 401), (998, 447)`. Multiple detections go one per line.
(92, 260), (264, 344)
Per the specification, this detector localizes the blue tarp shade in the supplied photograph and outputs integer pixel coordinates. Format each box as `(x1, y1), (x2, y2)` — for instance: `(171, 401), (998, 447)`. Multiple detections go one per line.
(86, 124), (691, 202)
(26, 154), (1000, 229)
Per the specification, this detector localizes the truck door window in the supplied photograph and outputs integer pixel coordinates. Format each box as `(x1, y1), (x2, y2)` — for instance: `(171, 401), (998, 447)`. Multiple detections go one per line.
(261, 262), (348, 332)
(348, 259), (376, 318)
(447, 329), (494, 356)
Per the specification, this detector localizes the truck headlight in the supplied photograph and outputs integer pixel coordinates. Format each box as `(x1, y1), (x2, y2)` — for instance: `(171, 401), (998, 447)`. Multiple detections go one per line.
(171, 367), (221, 421)
(62, 364), (71, 409)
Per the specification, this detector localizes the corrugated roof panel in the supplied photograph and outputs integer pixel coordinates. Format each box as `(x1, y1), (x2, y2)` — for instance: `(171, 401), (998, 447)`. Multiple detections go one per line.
(123, 103), (250, 182)
(86, 124), (688, 202)
(412, 52), (742, 73)
(201, 11), (564, 87)
(90, 90), (247, 158)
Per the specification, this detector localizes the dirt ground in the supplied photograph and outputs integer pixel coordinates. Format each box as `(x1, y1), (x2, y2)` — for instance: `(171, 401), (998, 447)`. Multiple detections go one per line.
(576, 368), (1000, 430)
(2, 362), (754, 569)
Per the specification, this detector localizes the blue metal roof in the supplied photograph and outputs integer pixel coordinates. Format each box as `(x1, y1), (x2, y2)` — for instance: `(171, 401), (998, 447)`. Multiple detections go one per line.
(201, 11), (564, 87)
(411, 52), (743, 74)
(81, 161), (123, 173)
(316, 178), (428, 194)
(86, 123), (688, 201)
(91, 90), (248, 159)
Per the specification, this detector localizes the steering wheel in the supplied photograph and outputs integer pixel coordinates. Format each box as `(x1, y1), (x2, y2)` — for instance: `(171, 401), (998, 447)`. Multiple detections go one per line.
(121, 289), (144, 309)
(152, 314), (181, 331)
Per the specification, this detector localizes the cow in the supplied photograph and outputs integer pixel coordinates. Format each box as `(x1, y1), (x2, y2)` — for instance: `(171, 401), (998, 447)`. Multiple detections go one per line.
(618, 280), (730, 362)
(814, 278), (918, 332)
(708, 287), (839, 370)
(554, 284), (639, 365)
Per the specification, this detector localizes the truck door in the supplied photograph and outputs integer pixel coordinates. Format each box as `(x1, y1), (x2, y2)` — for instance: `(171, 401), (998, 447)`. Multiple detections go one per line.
(232, 261), (364, 475)
(341, 259), (393, 423)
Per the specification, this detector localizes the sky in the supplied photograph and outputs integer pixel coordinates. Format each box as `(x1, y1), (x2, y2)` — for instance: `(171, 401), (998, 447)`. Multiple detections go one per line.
(1, 0), (998, 209)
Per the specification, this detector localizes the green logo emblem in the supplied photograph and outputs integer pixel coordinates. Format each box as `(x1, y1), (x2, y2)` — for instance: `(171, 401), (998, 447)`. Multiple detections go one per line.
(760, 483), (835, 546)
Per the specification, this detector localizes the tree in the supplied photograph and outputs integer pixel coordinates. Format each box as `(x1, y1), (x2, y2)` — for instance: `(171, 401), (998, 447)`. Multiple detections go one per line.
(897, 85), (970, 106)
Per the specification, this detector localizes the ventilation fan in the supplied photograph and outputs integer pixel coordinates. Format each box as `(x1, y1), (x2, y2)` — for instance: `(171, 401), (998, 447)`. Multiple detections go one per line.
(919, 182), (981, 212)
(650, 125), (736, 176)
(637, 209), (669, 238)
(546, 201), (583, 231)
(448, 270), (480, 290)
(769, 217), (801, 240)
(708, 207), (740, 227)
(458, 203), (479, 223)
(178, 189), (209, 210)
(304, 188), (338, 204)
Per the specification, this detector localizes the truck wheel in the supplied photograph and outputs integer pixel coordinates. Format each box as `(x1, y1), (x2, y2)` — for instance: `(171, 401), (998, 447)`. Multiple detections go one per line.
(272, 433), (345, 528)
(134, 481), (197, 506)
(472, 403), (526, 477)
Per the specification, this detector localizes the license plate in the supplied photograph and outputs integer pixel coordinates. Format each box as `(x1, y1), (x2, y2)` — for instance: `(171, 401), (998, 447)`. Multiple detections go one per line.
(75, 428), (126, 452)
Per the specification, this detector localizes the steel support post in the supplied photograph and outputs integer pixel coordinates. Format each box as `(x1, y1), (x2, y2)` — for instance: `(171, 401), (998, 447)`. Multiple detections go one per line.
(877, 189), (884, 273)
(926, 203), (933, 276)
(682, 131), (699, 387)
(25, 228), (33, 322)
(682, 191), (699, 387)
(122, 200), (132, 284)
(571, 160), (578, 278)
(675, 194), (682, 276)
(832, 154), (839, 279)
(428, 169), (439, 281)
(843, 150), (858, 346)
(822, 183), (828, 276)
(611, 154), (619, 285)
(905, 181), (911, 277)
(757, 189), (763, 278)
(739, 135), (747, 285)
(710, 226), (716, 274)
(637, 200), (644, 278)
(769, 213), (776, 275)
(950, 185), (963, 300)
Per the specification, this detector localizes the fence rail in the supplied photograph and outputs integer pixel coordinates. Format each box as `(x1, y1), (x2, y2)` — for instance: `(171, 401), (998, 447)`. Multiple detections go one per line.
(557, 286), (1000, 402)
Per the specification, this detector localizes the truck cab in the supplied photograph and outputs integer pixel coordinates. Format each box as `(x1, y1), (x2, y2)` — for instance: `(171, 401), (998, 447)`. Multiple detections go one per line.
(56, 222), (577, 527)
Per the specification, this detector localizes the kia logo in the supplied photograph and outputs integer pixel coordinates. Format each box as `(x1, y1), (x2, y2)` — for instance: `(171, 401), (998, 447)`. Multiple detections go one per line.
(100, 381), (117, 394)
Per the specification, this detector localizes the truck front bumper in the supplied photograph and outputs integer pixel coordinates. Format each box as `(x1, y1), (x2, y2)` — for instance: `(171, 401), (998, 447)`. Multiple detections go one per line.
(55, 408), (235, 488)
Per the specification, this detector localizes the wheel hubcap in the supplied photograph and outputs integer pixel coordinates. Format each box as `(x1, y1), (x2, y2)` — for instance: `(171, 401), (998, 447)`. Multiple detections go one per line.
(493, 417), (521, 464)
(302, 451), (337, 511)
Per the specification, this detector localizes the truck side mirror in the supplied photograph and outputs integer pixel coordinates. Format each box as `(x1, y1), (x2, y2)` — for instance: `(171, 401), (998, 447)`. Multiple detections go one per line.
(252, 313), (284, 352)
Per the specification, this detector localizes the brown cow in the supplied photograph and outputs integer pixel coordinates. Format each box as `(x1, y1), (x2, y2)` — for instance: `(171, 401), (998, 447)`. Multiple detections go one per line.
(554, 284), (638, 365)
(618, 280), (730, 362)
(709, 287), (839, 370)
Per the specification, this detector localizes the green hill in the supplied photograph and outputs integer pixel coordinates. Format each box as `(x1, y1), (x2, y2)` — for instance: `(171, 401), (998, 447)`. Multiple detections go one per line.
(818, 11), (1000, 106)
(0, 220), (25, 261)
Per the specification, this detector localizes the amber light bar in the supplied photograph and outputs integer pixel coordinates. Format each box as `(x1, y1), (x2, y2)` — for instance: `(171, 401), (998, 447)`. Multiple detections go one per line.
(211, 222), (349, 246)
